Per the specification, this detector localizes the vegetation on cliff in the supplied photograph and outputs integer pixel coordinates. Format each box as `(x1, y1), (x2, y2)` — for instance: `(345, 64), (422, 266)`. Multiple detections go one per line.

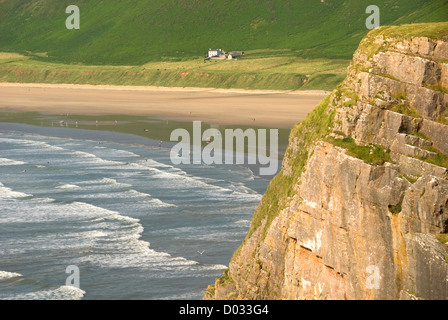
(232, 19), (448, 264)
(242, 95), (334, 243)
(207, 21), (448, 300)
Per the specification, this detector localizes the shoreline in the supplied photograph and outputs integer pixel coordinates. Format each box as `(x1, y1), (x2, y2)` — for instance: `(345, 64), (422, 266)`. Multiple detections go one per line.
(0, 82), (329, 129)
(0, 82), (330, 95)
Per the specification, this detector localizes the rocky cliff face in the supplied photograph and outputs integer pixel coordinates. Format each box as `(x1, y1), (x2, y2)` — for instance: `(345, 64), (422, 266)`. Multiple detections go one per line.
(205, 23), (448, 300)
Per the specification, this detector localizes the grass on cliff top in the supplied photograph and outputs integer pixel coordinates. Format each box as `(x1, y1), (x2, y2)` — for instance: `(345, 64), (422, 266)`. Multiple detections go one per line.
(235, 95), (334, 250)
(374, 21), (448, 41)
(326, 137), (392, 166)
(358, 21), (448, 61)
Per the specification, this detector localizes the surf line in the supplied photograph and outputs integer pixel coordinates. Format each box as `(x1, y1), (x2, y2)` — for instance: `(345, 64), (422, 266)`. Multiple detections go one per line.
(170, 121), (278, 176)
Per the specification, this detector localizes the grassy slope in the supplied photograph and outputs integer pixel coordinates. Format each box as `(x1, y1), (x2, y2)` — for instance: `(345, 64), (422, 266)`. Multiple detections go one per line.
(1, 0), (447, 65)
(0, 1), (446, 91)
(0, 52), (349, 90)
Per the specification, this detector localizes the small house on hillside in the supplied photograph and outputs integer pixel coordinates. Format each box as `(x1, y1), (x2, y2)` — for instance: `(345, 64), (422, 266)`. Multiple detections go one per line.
(228, 51), (244, 59)
(208, 48), (224, 58)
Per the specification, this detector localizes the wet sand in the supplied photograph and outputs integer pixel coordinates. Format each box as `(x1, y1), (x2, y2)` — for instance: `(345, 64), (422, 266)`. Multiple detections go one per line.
(0, 83), (329, 128)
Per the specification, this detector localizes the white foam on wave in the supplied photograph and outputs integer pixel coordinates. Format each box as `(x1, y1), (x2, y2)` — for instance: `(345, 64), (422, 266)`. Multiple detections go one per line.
(73, 190), (147, 200)
(144, 197), (177, 208)
(96, 177), (133, 188)
(77, 192), (178, 209)
(54, 141), (260, 201)
(144, 165), (262, 201)
(94, 159), (188, 177)
(68, 218), (200, 271)
(145, 159), (261, 200)
(91, 146), (140, 159)
(70, 150), (125, 166)
(161, 290), (206, 300)
(4, 285), (85, 300)
(0, 158), (26, 166)
(73, 178), (176, 207)
(75, 231), (200, 270)
(234, 219), (251, 227)
(82, 230), (109, 238)
(136, 158), (187, 173)
(56, 184), (81, 190)
(78, 251), (199, 271)
(0, 191), (140, 225)
(0, 193), (160, 262)
(100, 177), (129, 185)
(126, 189), (151, 198)
(230, 183), (260, 195)
(201, 264), (228, 271)
(0, 137), (65, 152)
(71, 201), (140, 224)
(74, 178), (132, 192)
(0, 271), (23, 280)
(0, 182), (31, 199)
(33, 197), (55, 203)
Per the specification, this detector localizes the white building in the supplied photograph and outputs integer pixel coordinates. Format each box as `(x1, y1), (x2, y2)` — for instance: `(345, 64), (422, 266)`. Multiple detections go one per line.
(208, 48), (224, 58)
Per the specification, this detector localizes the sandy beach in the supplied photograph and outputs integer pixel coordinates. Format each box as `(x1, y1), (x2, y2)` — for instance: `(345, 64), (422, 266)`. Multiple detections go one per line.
(0, 83), (329, 128)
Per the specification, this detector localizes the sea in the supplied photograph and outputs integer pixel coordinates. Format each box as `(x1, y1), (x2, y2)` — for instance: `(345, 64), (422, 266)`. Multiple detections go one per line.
(0, 123), (272, 300)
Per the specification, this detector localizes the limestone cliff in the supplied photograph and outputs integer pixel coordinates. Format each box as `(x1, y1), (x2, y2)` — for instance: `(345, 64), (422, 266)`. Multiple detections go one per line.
(205, 22), (448, 300)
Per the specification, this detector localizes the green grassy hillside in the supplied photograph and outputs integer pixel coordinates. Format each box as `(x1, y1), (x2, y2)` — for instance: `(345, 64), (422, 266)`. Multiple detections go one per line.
(0, 51), (349, 90)
(1, 0), (447, 65)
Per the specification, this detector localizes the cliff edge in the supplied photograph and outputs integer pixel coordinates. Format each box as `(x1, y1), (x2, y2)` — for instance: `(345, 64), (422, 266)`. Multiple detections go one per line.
(205, 22), (448, 300)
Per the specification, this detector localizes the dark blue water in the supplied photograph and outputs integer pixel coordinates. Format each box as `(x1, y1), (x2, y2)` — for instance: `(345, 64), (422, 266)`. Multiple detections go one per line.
(0, 124), (269, 300)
